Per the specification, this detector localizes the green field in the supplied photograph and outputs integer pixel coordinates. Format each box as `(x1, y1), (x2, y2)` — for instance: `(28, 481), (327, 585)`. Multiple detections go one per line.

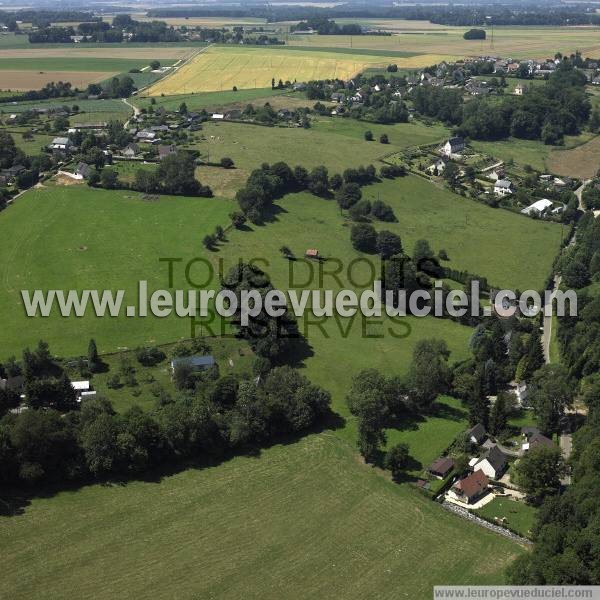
(133, 87), (284, 111)
(471, 132), (597, 173)
(0, 185), (233, 359)
(0, 57), (170, 72)
(475, 498), (538, 539)
(190, 119), (449, 195)
(0, 433), (524, 600)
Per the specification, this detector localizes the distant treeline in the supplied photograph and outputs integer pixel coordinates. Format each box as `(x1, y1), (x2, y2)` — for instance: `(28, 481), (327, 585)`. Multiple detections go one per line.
(147, 5), (600, 27)
(28, 14), (182, 44)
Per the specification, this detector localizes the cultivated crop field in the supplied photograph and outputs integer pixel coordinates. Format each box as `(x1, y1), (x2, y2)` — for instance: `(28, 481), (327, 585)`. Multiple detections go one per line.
(147, 45), (451, 94)
(0, 71), (111, 91)
(288, 25), (600, 59)
(0, 433), (524, 600)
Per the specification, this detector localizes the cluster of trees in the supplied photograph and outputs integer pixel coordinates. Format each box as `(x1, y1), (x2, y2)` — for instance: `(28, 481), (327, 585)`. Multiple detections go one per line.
(236, 158), (406, 225)
(411, 63), (590, 145)
(86, 75), (135, 99)
(91, 152), (212, 197)
(28, 14), (183, 44)
(0, 131), (50, 192)
(582, 183), (600, 211)
(346, 340), (451, 463)
(556, 211), (600, 293)
(0, 81), (76, 105)
(221, 263), (304, 362)
(463, 28), (486, 40)
(0, 347), (331, 486)
(460, 66), (590, 144)
(236, 161), (326, 223)
(508, 381), (600, 584)
(291, 18), (363, 35)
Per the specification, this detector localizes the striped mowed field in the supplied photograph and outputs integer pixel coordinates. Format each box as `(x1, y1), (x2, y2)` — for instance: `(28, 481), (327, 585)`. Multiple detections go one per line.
(147, 45), (454, 94)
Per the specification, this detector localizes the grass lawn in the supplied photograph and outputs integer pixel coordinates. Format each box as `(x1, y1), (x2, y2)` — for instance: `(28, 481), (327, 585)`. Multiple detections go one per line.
(0, 185), (234, 359)
(384, 396), (469, 476)
(549, 315), (560, 363)
(10, 131), (55, 155)
(471, 138), (551, 172)
(475, 497), (538, 539)
(0, 433), (524, 600)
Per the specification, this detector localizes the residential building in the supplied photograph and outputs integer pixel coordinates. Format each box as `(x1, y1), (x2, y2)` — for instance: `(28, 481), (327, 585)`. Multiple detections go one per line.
(428, 457), (455, 479)
(494, 179), (514, 196)
(466, 423), (487, 445)
(473, 445), (507, 480)
(441, 136), (465, 157)
(448, 470), (489, 505)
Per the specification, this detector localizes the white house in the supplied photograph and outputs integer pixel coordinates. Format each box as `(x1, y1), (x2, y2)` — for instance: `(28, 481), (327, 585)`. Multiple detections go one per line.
(49, 137), (72, 151)
(514, 83), (525, 95)
(521, 198), (553, 216)
(494, 179), (514, 196)
(488, 168), (505, 181)
(211, 113), (224, 120)
(472, 445), (507, 480)
(441, 136), (465, 157)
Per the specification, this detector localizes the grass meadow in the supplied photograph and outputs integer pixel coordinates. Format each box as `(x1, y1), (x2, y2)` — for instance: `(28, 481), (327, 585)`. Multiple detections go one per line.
(0, 433), (524, 600)
(0, 184), (233, 358)
(189, 119), (449, 195)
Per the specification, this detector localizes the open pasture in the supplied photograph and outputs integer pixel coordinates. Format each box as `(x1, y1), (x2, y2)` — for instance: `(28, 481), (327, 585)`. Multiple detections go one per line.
(0, 185), (233, 359)
(189, 118), (449, 196)
(0, 433), (523, 600)
(147, 45), (448, 95)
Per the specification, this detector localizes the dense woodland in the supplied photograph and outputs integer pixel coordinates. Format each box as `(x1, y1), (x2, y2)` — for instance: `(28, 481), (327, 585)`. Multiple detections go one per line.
(508, 215), (600, 584)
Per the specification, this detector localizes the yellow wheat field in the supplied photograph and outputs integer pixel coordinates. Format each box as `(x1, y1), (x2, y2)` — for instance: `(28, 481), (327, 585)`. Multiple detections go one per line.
(147, 45), (455, 95)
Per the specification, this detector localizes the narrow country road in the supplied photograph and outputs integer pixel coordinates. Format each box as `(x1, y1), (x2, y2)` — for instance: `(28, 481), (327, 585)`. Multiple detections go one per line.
(122, 97), (140, 129)
(542, 180), (590, 363)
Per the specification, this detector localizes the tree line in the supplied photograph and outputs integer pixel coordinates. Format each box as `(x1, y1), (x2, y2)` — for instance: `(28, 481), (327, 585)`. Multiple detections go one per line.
(0, 340), (331, 487)
(507, 214), (600, 584)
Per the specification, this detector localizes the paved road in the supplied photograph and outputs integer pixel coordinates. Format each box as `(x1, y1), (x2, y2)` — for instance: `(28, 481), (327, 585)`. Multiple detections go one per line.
(541, 180), (590, 364)
(560, 433), (573, 485)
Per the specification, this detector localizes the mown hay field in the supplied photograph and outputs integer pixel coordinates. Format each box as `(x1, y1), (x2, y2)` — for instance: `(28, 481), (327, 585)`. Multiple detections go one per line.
(0, 433), (523, 600)
(0, 47), (195, 60)
(547, 135), (600, 180)
(148, 45), (454, 94)
(0, 71), (112, 91)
